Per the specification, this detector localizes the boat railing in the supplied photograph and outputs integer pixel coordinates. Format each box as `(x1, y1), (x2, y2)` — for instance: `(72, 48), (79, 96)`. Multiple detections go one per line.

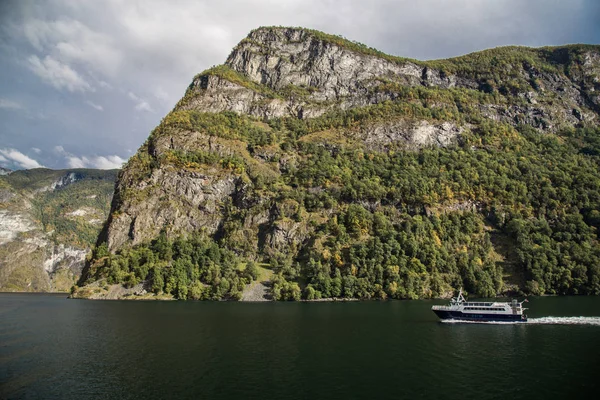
(431, 305), (453, 310)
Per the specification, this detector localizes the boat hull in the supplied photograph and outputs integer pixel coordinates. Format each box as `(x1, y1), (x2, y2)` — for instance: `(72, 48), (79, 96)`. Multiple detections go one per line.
(433, 310), (527, 322)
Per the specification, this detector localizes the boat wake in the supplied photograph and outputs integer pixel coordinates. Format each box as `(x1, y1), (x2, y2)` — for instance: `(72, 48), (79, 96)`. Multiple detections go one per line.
(441, 317), (600, 326)
(527, 317), (600, 326)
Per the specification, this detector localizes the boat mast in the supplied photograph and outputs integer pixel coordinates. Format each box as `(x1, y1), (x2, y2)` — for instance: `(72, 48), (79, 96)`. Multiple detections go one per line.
(452, 288), (466, 305)
(457, 288), (465, 303)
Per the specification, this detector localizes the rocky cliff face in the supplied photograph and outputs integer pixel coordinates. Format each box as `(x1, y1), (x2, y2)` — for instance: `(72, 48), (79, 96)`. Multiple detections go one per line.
(0, 169), (116, 291)
(180, 28), (599, 127)
(84, 27), (600, 298)
(103, 27), (600, 253)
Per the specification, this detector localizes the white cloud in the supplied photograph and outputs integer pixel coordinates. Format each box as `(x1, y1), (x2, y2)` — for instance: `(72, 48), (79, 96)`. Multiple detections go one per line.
(98, 80), (112, 89)
(0, 148), (44, 169)
(0, 0), (597, 169)
(67, 154), (126, 169)
(56, 145), (125, 169)
(66, 156), (85, 168)
(27, 55), (93, 92)
(134, 101), (152, 112)
(31, 147), (42, 154)
(21, 18), (122, 77)
(0, 155), (8, 163)
(85, 100), (104, 111)
(0, 99), (23, 110)
(153, 87), (171, 104)
(128, 91), (153, 112)
(92, 155), (127, 169)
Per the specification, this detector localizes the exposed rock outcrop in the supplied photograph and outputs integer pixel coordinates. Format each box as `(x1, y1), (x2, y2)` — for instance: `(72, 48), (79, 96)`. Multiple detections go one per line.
(356, 120), (465, 150)
(105, 167), (238, 251)
(178, 27), (599, 130)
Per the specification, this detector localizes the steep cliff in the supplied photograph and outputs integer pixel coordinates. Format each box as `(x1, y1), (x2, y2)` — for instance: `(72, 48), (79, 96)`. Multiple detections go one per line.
(80, 27), (600, 300)
(0, 169), (117, 291)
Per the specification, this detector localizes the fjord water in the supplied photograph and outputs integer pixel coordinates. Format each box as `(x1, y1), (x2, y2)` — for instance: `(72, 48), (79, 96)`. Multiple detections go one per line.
(1, 294), (599, 400)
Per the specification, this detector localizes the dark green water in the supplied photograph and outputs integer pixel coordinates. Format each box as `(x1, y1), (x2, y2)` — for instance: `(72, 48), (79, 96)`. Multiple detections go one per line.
(1, 294), (599, 400)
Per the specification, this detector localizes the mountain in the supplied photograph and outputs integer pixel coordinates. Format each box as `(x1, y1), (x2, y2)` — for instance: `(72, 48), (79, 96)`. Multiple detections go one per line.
(0, 168), (117, 292)
(77, 27), (600, 301)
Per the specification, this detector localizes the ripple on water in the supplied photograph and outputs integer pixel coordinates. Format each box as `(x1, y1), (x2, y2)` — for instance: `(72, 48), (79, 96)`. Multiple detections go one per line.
(2, 294), (599, 400)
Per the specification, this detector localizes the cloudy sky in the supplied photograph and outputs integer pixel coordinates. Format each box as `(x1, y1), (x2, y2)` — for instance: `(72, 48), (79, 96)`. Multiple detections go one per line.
(0, 0), (599, 170)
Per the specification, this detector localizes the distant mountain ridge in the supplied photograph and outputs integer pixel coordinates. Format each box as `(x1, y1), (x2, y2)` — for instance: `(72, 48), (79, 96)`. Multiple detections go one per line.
(0, 168), (117, 291)
(77, 27), (600, 300)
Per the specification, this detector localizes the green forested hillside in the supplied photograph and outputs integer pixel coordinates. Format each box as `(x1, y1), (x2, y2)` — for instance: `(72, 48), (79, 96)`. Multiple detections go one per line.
(2, 169), (117, 247)
(0, 169), (117, 291)
(78, 27), (600, 300)
(83, 117), (600, 299)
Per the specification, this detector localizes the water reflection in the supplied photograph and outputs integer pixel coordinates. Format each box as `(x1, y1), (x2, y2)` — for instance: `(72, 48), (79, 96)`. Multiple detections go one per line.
(1, 294), (598, 400)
